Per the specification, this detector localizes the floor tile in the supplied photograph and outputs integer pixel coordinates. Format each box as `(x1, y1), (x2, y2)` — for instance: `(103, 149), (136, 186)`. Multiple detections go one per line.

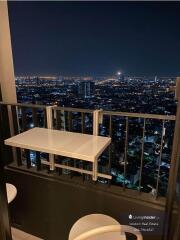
(11, 227), (42, 240)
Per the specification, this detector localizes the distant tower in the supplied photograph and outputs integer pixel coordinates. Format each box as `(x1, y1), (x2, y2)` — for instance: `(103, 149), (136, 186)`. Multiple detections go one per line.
(32, 93), (41, 104)
(78, 81), (95, 98)
(36, 77), (40, 85)
(155, 76), (158, 83)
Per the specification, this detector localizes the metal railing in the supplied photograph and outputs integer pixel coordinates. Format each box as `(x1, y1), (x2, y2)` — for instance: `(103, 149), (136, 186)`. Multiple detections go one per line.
(0, 102), (177, 200)
(101, 110), (176, 198)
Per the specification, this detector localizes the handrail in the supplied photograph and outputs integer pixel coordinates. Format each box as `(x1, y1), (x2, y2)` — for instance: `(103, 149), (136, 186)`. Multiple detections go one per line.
(0, 101), (176, 198)
(0, 101), (47, 109)
(52, 106), (94, 113)
(103, 110), (176, 121)
(0, 101), (176, 120)
(72, 225), (143, 240)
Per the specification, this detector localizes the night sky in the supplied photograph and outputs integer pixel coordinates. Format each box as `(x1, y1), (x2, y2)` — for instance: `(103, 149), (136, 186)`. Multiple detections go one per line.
(8, 1), (180, 76)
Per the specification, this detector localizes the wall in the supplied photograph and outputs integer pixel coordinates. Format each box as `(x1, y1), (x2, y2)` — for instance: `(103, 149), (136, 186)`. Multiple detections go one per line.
(6, 167), (175, 240)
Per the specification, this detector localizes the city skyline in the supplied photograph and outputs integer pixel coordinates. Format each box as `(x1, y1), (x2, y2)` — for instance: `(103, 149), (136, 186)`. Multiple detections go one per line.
(14, 73), (177, 78)
(15, 74), (177, 195)
(8, 1), (180, 76)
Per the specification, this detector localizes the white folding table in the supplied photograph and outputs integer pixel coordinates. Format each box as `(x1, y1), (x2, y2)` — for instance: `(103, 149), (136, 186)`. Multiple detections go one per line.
(5, 127), (111, 181)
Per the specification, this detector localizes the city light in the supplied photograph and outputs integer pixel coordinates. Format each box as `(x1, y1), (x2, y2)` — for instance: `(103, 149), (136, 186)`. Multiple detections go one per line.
(15, 74), (176, 196)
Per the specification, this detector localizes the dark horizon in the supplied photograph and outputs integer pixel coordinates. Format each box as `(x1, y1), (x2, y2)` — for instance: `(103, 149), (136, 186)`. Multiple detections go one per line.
(8, 1), (180, 76)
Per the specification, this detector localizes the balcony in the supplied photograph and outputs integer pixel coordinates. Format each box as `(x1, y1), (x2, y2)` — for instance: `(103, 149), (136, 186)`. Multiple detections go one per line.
(1, 103), (177, 196)
(0, 100), (179, 240)
(0, 1), (180, 240)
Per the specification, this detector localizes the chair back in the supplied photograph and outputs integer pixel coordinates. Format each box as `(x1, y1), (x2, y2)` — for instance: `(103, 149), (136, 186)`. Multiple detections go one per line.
(69, 214), (143, 240)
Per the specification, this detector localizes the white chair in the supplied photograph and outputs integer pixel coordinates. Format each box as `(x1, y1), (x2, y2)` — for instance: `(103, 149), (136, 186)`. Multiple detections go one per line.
(6, 183), (17, 204)
(69, 214), (143, 240)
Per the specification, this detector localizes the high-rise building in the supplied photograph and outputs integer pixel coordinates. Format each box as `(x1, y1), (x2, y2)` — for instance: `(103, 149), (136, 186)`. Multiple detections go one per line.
(78, 81), (95, 98)
(155, 76), (158, 83)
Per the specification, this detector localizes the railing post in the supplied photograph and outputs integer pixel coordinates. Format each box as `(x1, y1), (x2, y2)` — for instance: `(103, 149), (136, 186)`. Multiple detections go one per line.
(7, 105), (17, 163)
(123, 116), (129, 190)
(93, 109), (103, 136)
(163, 77), (180, 240)
(92, 109), (103, 181)
(46, 106), (53, 129)
(175, 77), (180, 100)
(46, 106), (55, 171)
(0, 0), (17, 103)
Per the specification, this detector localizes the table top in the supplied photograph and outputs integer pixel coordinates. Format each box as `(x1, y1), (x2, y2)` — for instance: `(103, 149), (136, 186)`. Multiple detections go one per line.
(5, 127), (111, 162)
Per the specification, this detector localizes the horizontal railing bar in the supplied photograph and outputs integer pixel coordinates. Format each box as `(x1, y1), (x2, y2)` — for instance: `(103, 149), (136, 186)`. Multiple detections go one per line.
(0, 102), (47, 109)
(0, 102), (175, 120)
(54, 163), (97, 176)
(103, 111), (176, 121)
(52, 106), (93, 113)
(56, 163), (112, 180)
(41, 160), (50, 165)
(98, 173), (112, 180)
(41, 161), (112, 180)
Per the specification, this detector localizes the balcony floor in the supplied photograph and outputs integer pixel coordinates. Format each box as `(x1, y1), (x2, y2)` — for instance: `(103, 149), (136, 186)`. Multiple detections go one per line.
(12, 227), (42, 240)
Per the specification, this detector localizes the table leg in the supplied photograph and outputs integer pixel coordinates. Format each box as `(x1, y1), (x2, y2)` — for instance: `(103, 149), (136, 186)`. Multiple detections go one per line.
(92, 159), (98, 181)
(49, 154), (55, 171)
